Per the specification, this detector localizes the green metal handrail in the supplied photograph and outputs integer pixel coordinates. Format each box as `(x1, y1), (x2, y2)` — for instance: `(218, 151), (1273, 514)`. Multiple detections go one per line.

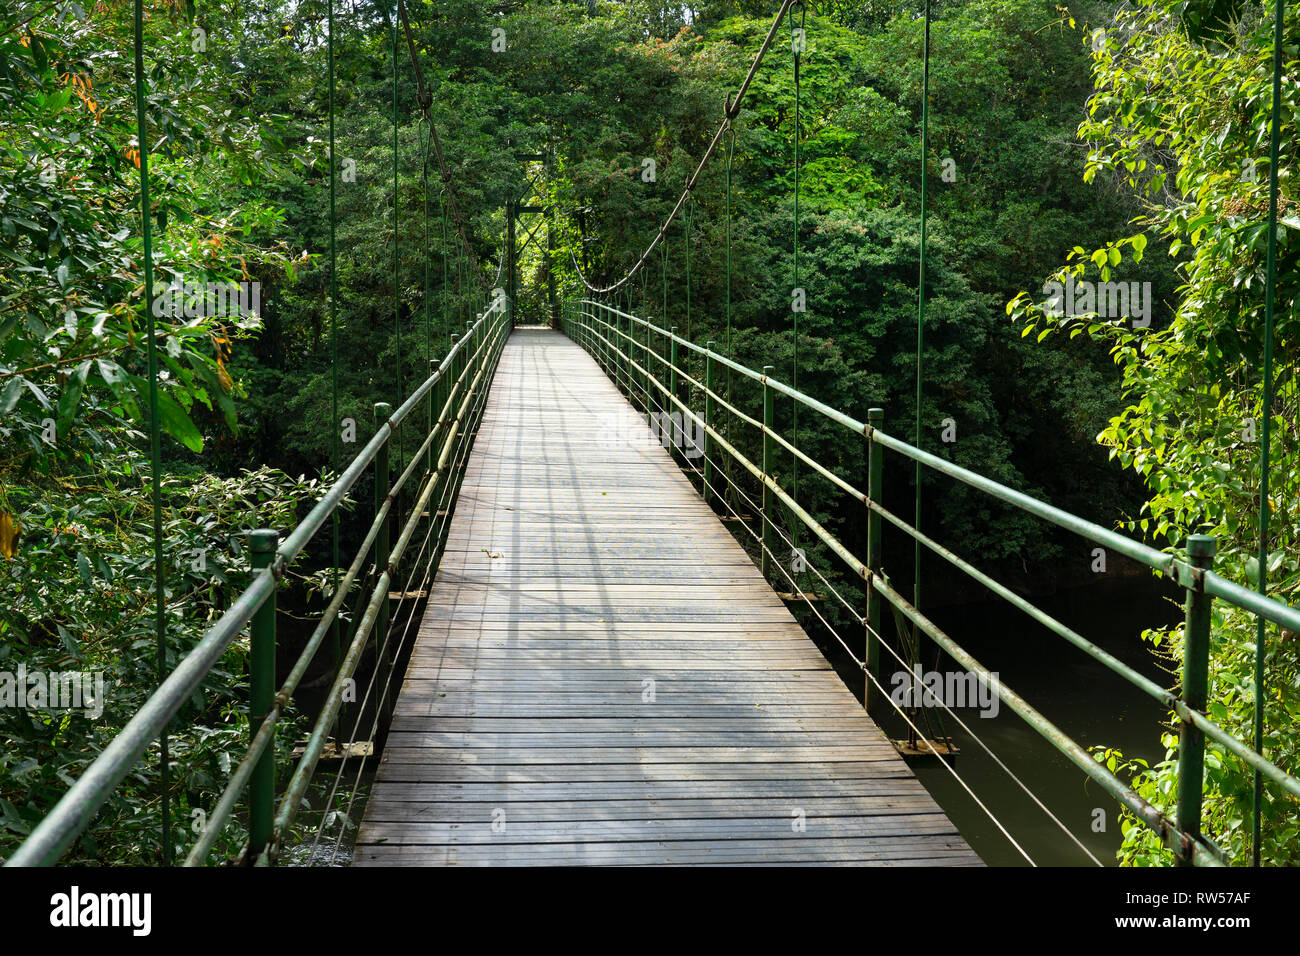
(563, 296), (1300, 867)
(7, 301), (512, 868)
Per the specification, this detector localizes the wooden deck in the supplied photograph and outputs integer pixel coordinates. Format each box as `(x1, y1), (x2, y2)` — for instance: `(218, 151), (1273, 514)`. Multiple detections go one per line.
(352, 327), (980, 866)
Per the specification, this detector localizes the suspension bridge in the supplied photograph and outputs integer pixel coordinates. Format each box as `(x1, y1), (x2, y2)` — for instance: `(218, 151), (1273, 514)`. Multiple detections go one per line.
(6, 0), (1300, 868)
(350, 328), (978, 866)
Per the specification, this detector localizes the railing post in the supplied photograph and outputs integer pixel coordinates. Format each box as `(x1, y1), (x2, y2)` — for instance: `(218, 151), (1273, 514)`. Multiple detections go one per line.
(612, 308), (622, 393)
(427, 358), (438, 477)
(1176, 534), (1215, 865)
(704, 342), (715, 508)
(620, 310), (629, 397)
(447, 333), (460, 437)
(247, 528), (278, 859)
(641, 316), (651, 416)
(459, 327), (468, 400)
(374, 402), (393, 730)
(669, 327), (679, 412)
(761, 365), (775, 581)
(865, 408), (884, 717)
(657, 323), (667, 413)
(467, 319), (476, 420)
(602, 307), (611, 376)
(597, 306), (607, 374)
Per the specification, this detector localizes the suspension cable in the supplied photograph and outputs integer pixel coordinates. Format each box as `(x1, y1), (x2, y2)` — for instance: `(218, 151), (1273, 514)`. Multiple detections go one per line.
(570, 308), (1042, 865)
(790, 1), (805, 576)
(328, 0), (342, 724)
(914, 0), (931, 621)
(422, 121), (432, 363)
(684, 194), (693, 340)
(392, 5), (404, 442)
(569, 0), (796, 294)
(441, 191), (450, 350)
(132, 0), (171, 866)
(395, 0), (483, 286)
(1252, 0), (1286, 868)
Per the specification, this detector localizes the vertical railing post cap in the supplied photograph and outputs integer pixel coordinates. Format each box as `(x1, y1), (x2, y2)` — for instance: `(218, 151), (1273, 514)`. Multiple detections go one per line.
(375, 401), (393, 414)
(706, 340), (715, 349)
(1186, 535), (1217, 560)
(248, 529), (279, 553)
(763, 365), (775, 375)
(868, 407), (884, 420)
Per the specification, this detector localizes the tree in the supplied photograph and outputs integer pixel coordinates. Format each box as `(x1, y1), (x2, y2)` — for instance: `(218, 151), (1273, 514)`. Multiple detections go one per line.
(1011, 0), (1300, 864)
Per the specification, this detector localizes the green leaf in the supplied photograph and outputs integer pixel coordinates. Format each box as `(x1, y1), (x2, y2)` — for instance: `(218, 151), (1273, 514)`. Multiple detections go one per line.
(56, 359), (91, 438)
(154, 390), (204, 452)
(0, 377), (23, 415)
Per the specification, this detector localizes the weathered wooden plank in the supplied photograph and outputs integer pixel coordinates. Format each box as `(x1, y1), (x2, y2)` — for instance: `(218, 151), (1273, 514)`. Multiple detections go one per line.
(378, 745), (898, 764)
(362, 796), (945, 822)
(352, 329), (977, 868)
(387, 716), (884, 733)
(393, 704), (870, 718)
(365, 760), (916, 784)
(352, 840), (981, 866)
(408, 650), (834, 665)
(357, 814), (962, 845)
(394, 678), (857, 694)
(360, 778), (929, 802)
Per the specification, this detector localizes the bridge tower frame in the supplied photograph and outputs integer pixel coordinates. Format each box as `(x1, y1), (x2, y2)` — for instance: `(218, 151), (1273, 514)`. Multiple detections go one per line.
(503, 149), (555, 327)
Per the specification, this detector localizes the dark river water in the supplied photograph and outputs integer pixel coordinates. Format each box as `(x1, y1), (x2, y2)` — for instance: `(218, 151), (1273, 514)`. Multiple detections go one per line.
(843, 574), (1184, 866)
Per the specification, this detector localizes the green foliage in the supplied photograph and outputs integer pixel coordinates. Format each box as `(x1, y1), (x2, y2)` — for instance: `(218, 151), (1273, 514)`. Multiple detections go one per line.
(0, 0), (320, 863)
(0, 461), (328, 863)
(1013, 0), (1300, 864)
(9, 0), (1292, 866)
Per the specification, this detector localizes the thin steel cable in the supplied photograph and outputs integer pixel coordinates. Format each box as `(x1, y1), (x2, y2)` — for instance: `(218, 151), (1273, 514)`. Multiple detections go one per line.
(1252, 0), (1286, 868)
(684, 195), (693, 341)
(860, 608), (1101, 865)
(570, 312), (1033, 865)
(789, 1), (804, 570)
(321, 373), (488, 854)
(591, 316), (858, 644)
(574, 310), (1099, 866)
(311, 333), (498, 853)
(914, 0), (931, 621)
(723, 121), (739, 512)
(906, 0), (934, 750)
(392, 3), (403, 410)
(310, 334), (491, 830)
(395, 0), (482, 284)
(422, 121), (432, 372)
(570, 0), (796, 294)
(328, 0), (342, 731)
(441, 193), (450, 350)
(132, 0), (170, 864)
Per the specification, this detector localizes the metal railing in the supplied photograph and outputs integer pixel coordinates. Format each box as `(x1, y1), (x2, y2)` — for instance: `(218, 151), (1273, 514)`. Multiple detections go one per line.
(7, 300), (513, 867)
(563, 296), (1300, 867)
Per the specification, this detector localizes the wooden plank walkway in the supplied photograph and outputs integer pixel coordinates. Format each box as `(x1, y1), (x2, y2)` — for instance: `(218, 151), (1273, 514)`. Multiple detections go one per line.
(353, 327), (980, 866)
